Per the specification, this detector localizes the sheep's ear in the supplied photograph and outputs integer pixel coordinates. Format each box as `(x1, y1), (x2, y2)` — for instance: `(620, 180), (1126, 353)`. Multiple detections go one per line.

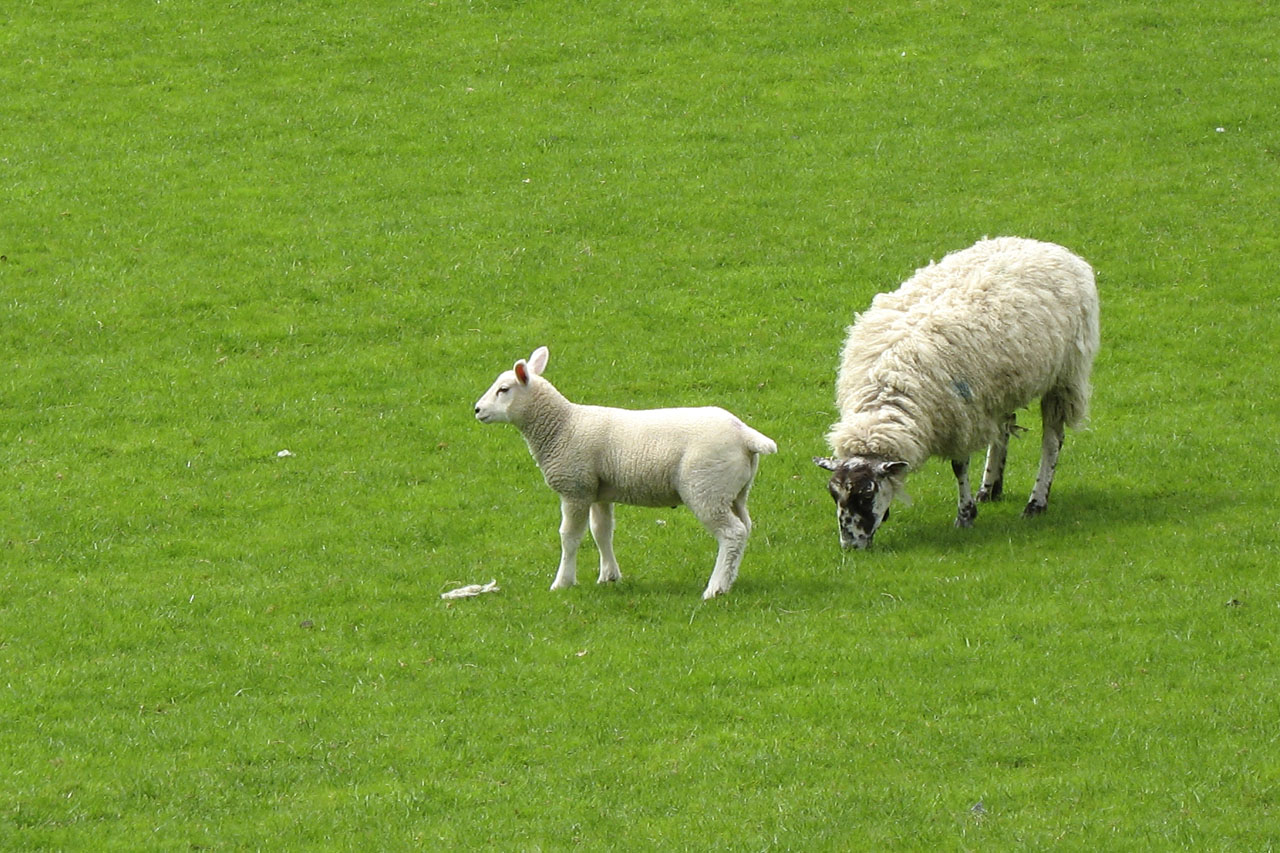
(514, 360), (530, 385)
(813, 456), (839, 471)
(528, 346), (549, 376)
(877, 461), (910, 478)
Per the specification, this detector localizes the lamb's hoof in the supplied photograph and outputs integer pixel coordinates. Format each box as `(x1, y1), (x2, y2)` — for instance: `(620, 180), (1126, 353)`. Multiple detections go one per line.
(702, 585), (729, 600)
(549, 578), (576, 591)
(597, 572), (621, 585)
(976, 486), (1003, 503)
(1022, 501), (1047, 518)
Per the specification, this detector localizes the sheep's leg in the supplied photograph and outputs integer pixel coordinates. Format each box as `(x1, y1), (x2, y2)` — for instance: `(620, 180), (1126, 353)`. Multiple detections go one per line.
(551, 497), (590, 590)
(590, 502), (621, 584)
(977, 413), (1018, 502)
(952, 459), (977, 528)
(700, 508), (749, 600)
(1024, 402), (1066, 518)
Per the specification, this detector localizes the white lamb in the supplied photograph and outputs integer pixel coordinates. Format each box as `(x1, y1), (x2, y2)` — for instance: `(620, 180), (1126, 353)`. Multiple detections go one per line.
(814, 236), (1099, 549)
(475, 346), (777, 599)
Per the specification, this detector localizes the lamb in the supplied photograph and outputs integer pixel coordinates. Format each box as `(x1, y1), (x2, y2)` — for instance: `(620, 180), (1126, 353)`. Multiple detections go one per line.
(475, 346), (777, 599)
(814, 236), (1099, 549)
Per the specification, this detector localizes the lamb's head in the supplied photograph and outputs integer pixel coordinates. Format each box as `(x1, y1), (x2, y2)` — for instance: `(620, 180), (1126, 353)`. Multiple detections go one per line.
(813, 456), (909, 549)
(475, 346), (549, 425)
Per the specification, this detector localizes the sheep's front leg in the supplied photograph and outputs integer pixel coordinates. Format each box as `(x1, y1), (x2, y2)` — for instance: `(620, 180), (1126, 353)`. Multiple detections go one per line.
(590, 502), (621, 584)
(977, 413), (1018, 502)
(551, 497), (591, 590)
(952, 458), (977, 528)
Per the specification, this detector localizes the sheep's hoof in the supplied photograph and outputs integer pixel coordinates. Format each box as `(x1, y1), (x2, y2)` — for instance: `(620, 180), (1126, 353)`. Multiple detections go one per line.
(1022, 501), (1047, 518)
(976, 484), (1003, 503)
(955, 503), (978, 528)
(702, 586), (729, 600)
(549, 577), (576, 591)
(597, 572), (621, 584)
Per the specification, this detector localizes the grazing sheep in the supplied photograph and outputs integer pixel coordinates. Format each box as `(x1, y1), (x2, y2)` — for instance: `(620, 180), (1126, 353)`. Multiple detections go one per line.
(814, 236), (1099, 549)
(475, 346), (777, 599)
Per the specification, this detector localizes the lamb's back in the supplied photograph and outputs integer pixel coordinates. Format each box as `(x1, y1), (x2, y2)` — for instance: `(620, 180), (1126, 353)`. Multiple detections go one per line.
(574, 405), (752, 507)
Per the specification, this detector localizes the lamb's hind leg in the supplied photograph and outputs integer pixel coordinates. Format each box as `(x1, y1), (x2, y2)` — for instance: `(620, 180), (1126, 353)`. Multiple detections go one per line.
(977, 413), (1018, 502)
(732, 471), (755, 537)
(590, 502), (621, 584)
(953, 458), (978, 528)
(1025, 395), (1066, 517)
(695, 504), (749, 600)
(551, 496), (590, 590)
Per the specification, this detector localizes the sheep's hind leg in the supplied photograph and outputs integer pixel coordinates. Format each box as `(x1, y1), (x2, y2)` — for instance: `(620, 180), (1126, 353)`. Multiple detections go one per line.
(590, 502), (621, 584)
(952, 459), (978, 528)
(1024, 404), (1065, 518)
(551, 497), (590, 590)
(696, 506), (749, 600)
(977, 413), (1019, 502)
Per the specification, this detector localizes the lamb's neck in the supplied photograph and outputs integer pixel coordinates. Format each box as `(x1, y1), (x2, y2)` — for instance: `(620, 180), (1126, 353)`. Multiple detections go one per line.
(516, 383), (576, 467)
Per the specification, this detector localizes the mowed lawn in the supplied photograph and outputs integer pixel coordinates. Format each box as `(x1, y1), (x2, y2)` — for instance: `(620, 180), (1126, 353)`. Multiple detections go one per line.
(3, 0), (1278, 848)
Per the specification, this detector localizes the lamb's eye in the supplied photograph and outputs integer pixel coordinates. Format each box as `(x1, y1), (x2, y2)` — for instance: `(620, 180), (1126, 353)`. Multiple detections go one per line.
(497, 386), (510, 395)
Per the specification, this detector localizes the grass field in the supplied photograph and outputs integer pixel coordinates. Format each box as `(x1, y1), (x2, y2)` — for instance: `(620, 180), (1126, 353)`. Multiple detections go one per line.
(4, 0), (1279, 848)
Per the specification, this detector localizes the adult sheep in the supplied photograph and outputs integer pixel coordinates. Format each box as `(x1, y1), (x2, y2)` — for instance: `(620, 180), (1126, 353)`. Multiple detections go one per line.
(475, 346), (777, 599)
(814, 236), (1099, 549)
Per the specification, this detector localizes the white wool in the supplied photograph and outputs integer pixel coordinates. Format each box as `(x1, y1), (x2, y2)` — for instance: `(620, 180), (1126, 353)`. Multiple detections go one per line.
(476, 347), (776, 599)
(828, 237), (1099, 469)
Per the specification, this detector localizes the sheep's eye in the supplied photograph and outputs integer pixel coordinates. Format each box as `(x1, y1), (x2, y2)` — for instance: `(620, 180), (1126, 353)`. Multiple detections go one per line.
(497, 386), (510, 395)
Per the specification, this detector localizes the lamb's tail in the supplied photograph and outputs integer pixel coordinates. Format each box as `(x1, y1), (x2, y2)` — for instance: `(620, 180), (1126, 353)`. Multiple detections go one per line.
(737, 421), (778, 455)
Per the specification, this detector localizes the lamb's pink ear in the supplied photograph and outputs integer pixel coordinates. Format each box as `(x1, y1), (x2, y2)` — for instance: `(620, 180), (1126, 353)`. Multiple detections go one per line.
(514, 360), (530, 385)
(528, 346), (549, 377)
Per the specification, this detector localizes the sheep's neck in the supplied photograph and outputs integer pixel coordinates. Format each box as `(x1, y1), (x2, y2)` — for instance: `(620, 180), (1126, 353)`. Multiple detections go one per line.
(834, 387), (930, 469)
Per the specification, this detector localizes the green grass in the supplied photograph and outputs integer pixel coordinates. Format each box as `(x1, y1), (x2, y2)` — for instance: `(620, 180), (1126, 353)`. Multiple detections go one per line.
(4, 0), (1279, 848)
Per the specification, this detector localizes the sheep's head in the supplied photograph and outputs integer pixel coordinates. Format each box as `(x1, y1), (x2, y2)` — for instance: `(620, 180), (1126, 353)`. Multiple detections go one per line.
(475, 346), (549, 425)
(813, 456), (909, 550)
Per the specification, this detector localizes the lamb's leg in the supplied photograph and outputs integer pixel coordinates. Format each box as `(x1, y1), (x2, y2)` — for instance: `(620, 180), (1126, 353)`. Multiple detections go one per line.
(952, 458), (977, 528)
(977, 413), (1018, 502)
(551, 496), (590, 590)
(590, 501), (621, 584)
(1025, 398), (1066, 517)
(732, 496), (753, 538)
(700, 508), (749, 600)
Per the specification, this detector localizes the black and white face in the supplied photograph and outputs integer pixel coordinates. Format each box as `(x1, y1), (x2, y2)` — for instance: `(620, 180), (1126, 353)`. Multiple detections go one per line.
(814, 457), (908, 549)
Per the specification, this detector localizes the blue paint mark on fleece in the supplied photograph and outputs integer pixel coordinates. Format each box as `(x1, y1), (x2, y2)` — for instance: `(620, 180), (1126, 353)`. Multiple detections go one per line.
(952, 379), (973, 403)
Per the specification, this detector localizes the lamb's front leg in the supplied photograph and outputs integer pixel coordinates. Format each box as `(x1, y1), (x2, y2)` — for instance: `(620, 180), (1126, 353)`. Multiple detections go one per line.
(952, 458), (977, 528)
(590, 502), (621, 584)
(551, 496), (591, 590)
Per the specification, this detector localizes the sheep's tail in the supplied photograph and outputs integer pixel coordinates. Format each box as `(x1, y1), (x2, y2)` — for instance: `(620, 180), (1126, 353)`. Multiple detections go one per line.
(737, 422), (778, 455)
(1052, 257), (1100, 430)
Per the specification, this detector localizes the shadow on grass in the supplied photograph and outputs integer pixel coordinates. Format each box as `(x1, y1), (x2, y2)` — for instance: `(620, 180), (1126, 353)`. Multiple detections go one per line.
(872, 485), (1190, 555)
